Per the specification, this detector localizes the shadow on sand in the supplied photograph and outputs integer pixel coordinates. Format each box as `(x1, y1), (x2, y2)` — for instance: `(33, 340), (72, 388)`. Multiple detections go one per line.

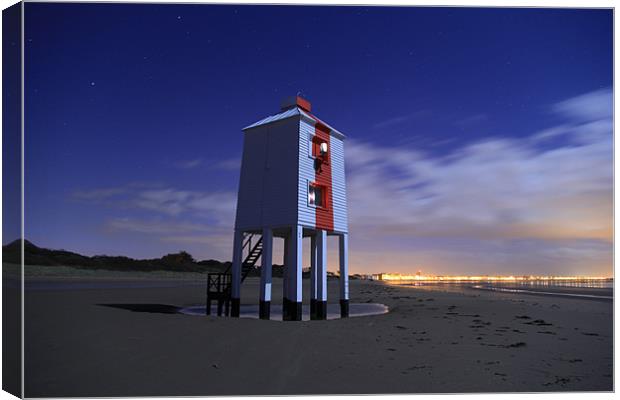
(98, 303), (182, 314)
(97, 303), (390, 320)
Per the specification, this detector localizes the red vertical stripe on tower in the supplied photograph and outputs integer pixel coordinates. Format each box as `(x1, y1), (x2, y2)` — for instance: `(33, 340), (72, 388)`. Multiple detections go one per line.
(313, 122), (334, 231)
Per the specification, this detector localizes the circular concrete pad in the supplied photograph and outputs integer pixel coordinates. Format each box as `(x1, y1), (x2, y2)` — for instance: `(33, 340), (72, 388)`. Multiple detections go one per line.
(179, 303), (388, 320)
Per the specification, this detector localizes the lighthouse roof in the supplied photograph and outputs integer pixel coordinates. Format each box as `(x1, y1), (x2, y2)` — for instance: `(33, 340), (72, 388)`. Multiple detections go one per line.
(242, 106), (346, 140)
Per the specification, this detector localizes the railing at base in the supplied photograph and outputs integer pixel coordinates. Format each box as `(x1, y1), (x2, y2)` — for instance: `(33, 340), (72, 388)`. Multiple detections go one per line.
(206, 273), (232, 316)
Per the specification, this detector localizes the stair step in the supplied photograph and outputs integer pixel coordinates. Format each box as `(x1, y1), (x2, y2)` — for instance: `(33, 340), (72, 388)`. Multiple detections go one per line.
(236, 234), (263, 284)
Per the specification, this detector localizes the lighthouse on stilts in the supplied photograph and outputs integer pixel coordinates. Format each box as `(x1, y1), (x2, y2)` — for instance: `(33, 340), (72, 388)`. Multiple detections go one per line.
(225, 96), (349, 321)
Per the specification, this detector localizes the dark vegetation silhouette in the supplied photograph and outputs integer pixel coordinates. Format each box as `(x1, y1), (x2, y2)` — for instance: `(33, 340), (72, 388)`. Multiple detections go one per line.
(2, 239), (232, 273)
(2, 239), (355, 278)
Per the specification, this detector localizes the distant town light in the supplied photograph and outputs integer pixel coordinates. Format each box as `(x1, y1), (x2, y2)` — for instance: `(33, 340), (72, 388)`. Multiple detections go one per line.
(371, 273), (611, 282)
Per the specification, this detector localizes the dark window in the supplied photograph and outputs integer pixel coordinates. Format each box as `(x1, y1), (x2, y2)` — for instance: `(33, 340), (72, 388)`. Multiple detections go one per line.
(308, 183), (326, 207)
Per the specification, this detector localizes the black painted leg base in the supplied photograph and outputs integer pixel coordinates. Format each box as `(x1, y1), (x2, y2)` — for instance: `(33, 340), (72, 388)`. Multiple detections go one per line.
(316, 300), (327, 320)
(290, 301), (302, 321)
(282, 298), (290, 321)
(310, 299), (317, 320)
(283, 299), (302, 321)
(340, 299), (349, 318)
(231, 298), (240, 317)
(259, 300), (271, 320)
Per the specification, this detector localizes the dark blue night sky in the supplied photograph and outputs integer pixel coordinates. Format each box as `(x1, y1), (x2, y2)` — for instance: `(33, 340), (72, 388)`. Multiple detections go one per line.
(21, 4), (613, 275)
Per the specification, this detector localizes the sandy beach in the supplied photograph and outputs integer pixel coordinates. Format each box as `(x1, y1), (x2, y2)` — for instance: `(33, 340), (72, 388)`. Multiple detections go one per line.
(22, 272), (612, 396)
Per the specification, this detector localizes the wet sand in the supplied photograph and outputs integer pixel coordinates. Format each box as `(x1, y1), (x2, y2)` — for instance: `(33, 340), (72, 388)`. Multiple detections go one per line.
(23, 275), (613, 396)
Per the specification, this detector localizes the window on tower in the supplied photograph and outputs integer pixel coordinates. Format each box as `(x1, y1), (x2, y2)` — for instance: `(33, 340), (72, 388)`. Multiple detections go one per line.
(309, 135), (329, 163)
(308, 182), (326, 208)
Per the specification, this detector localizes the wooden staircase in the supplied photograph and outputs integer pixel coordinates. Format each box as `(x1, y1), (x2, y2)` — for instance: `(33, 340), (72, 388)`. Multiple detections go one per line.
(206, 234), (263, 316)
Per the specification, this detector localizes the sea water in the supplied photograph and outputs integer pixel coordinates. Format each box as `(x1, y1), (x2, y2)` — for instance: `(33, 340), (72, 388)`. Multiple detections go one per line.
(473, 280), (613, 300)
(392, 279), (613, 300)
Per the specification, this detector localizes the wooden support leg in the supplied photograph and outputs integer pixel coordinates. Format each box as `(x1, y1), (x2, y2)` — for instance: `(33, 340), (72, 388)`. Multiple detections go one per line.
(339, 233), (349, 318)
(231, 230), (243, 317)
(316, 230), (327, 320)
(259, 228), (273, 320)
(282, 236), (289, 321)
(285, 225), (303, 321)
(310, 234), (318, 320)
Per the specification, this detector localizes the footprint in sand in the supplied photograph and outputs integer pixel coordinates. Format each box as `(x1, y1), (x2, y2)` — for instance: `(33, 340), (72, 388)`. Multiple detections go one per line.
(408, 365), (430, 370)
(543, 376), (572, 386)
(503, 342), (526, 348)
(525, 319), (552, 326)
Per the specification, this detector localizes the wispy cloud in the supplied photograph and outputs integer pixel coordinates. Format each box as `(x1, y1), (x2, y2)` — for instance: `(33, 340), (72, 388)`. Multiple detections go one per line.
(373, 110), (431, 129)
(168, 156), (241, 171)
(73, 187), (127, 201)
(135, 188), (236, 223)
(105, 217), (208, 235)
(552, 87), (612, 121)
(346, 88), (612, 275)
(172, 158), (204, 169)
(213, 156), (241, 171)
(74, 183), (238, 259)
(73, 182), (163, 197)
(74, 185), (236, 223)
(105, 217), (234, 259)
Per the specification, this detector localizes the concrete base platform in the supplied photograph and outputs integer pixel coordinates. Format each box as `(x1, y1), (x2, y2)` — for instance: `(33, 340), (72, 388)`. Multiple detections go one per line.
(181, 302), (388, 321)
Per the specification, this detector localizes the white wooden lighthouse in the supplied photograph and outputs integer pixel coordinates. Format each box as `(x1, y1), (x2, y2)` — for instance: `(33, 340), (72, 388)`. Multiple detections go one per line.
(230, 96), (349, 321)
